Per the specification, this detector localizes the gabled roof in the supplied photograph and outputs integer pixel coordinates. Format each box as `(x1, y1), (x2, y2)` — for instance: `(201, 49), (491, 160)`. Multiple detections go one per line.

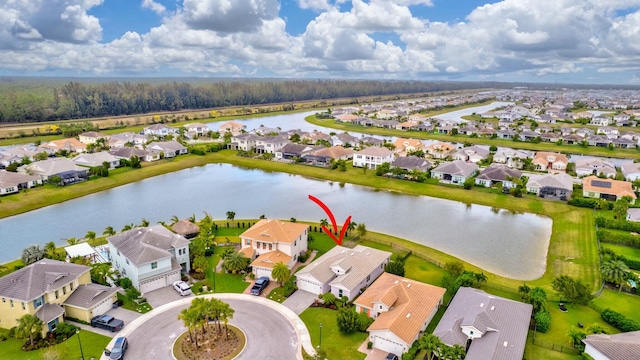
(307, 146), (353, 159)
(0, 259), (90, 302)
(532, 151), (569, 165)
(72, 152), (119, 167)
(279, 143), (316, 155)
(355, 273), (445, 345)
(527, 172), (574, 191)
(433, 287), (532, 360)
(296, 245), (391, 290)
(583, 330), (640, 360)
(391, 156), (432, 171)
(63, 283), (119, 310)
(354, 147), (394, 157)
(431, 160), (479, 177)
(107, 224), (190, 266)
(240, 219), (308, 244)
(251, 250), (291, 269)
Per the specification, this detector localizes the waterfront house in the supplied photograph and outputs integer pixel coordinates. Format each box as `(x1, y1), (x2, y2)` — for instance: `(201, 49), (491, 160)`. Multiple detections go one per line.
(72, 151), (120, 169)
(0, 170), (42, 195)
(475, 164), (522, 189)
(18, 158), (89, 184)
(582, 176), (636, 203)
(353, 147), (395, 170)
(146, 141), (188, 158)
(526, 172), (574, 199)
(622, 162), (640, 181)
(431, 160), (478, 185)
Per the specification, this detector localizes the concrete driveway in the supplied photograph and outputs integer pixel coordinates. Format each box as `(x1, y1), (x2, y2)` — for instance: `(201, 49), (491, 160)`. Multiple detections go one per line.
(144, 285), (190, 308)
(282, 290), (318, 315)
(73, 304), (143, 337)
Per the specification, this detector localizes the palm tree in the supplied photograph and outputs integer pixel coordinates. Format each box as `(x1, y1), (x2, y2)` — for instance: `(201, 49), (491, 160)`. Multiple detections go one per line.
(170, 215), (180, 225)
(567, 326), (586, 348)
(103, 226), (115, 236)
(518, 283), (531, 300)
(346, 221), (356, 236)
(320, 218), (329, 227)
(178, 308), (198, 347)
(449, 344), (466, 360)
(44, 241), (57, 258)
(140, 218), (150, 227)
(122, 223), (134, 232)
(223, 251), (249, 274)
(16, 314), (43, 347)
(419, 333), (442, 360)
(219, 301), (235, 339)
(226, 211), (236, 221)
(290, 217), (297, 223)
(85, 231), (96, 246)
(356, 223), (367, 239)
(271, 262), (291, 286)
(65, 237), (79, 245)
(188, 213), (196, 222)
(601, 260), (630, 292)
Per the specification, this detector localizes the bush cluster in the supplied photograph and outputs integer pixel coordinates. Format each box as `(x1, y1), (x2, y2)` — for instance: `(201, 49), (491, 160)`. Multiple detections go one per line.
(596, 217), (640, 233)
(601, 309), (640, 332)
(597, 229), (640, 248)
(568, 197), (600, 208)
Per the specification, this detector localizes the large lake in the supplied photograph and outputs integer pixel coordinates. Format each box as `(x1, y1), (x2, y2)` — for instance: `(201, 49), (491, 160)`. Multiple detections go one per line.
(0, 164), (551, 279)
(0, 102), (553, 279)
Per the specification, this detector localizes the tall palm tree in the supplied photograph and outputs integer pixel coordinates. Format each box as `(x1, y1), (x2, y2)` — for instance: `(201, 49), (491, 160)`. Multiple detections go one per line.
(223, 251), (249, 274)
(271, 262), (291, 286)
(226, 211), (236, 221)
(170, 215), (180, 225)
(419, 333), (441, 360)
(449, 344), (466, 360)
(44, 241), (57, 257)
(85, 231), (96, 246)
(140, 218), (150, 227)
(601, 260), (630, 292)
(219, 301), (235, 339)
(65, 237), (79, 245)
(121, 223), (134, 232)
(346, 221), (357, 236)
(178, 308), (197, 347)
(16, 314), (43, 347)
(103, 226), (115, 236)
(320, 218), (329, 227)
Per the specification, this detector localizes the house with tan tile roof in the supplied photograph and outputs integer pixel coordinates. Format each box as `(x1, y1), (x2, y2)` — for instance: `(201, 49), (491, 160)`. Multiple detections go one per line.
(296, 245), (391, 301)
(393, 138), (424, 155)
(582, 176), (636, 204)
(425, 141), (456, 159)
(355, 273), (446, 355)
(78, 131), (110, 145)
(240, 219), (309, 280)
(218, 121), (246, 135)
(532, 151), (569, 172)
(41, 138), (87, 153)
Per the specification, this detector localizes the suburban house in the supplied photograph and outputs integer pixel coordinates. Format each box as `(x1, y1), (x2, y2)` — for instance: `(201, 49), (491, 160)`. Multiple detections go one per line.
(475, 164), (522, 189)
(493, 148), (531, 169)
(254, 135), (289, 154)
(622, 162), (640, 181)
(108, 132), (148, 148)
(296, 245), (391, 301)
(532, 152), (569, 172)
(393, 138), (424, 156)
(353, 147), (395, 170)
(109, 147), (161, 162)
(302, 146), (353, 166)
(183, 123), (208, 138)
(627, 209), (640, 222)
(275, 143), (318, 161)
(575, 158), (617, 178)
(78, 131), (110, 145)
(72, 151), (120, 169)
(0, 170), (42, 195)
(526, 172), (574, 199)
(41, 138), (87, 154)
(391, 156), (432, 172)
(229, 133), (260, 151)
(451, 145), (490, 163)
(239, 219), (309, 280)
(425, 142), (456, 159)
(433, 287), (532, 360)
(18, 158), (89, 184)
(354, 273), (446, 355)
(218, 121), (246, 135)
(582, 330), (640, 360)
(143, 124), (177, 137)
(331, 133), (358, 147)
(0, 259), (118, 335)
(582, 176), (637, 203)
(108, 224), (191, 294)
(146, 141), (188, 158)
(431, 160), (479, 185)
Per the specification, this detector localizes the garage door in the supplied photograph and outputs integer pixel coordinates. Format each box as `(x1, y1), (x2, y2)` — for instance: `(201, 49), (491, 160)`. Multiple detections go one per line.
(167, 272), (180, 285)
(140, 276), (166, 294)
(255, 267), (272, 280)
(92, 297), (114, 316)
(297, 278), (322, 295)
(373, 335), (405, 355)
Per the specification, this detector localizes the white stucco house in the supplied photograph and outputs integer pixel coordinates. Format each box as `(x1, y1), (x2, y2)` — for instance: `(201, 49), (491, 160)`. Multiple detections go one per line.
(295, 245), (391, 301)
(107, 224), (191, 294)
(352, 147), (395, 169)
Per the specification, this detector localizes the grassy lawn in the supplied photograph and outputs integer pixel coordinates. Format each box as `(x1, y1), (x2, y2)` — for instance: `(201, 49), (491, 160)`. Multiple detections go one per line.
(300, 308), (367, 360)
(309, 231), (339, 257)
(591, 289), (640, 323)
(0, 329), (110, 360)
(266, 287), (287, 303)
(601, 243), (640, 261)
(524, 340), (579, 360)
(117, 293), (153, 314)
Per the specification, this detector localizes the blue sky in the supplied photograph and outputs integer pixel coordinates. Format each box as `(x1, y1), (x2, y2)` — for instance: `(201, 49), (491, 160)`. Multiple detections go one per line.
(2, 0), (640, 84)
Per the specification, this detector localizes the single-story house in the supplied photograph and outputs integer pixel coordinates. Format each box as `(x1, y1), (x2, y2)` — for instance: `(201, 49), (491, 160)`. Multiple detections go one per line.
(575, 158), (616, 178)
(109, 147), (160, 162)
(582, 176), (637, 203)
(41, 138), (87, 154)
(451, 145), (490, 163)
(475, 164), (522, 189)
(146, 141), (188, 158)
(18, 158), (89, 184)
(72, 151), (120, 169)
(390, 156), (432, 172)
(302, 146), (354, 166)
(143, 124), (177, 137)
(583, 330), (640, 360)
(78, 131), (110, 145)
(627, 208), (640, 222)
(526, 172), (574, 199)
(621, 162), (640, 181)
(0, 170), (42, 195)
(433, 287), (532, 360)
(355, 273), (446, 355)
(532, 152), (569, 172)
(275, 143), (319, 161)
(296, 245), (391, 301)
(431, 160), (479, 185)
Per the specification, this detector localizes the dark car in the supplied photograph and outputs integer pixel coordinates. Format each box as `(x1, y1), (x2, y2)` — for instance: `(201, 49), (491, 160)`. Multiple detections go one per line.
(105, 336), (128, 360)
(385, 353), (399, 360)
(91, 314), (125, 332)
(250, 276), (270, 295)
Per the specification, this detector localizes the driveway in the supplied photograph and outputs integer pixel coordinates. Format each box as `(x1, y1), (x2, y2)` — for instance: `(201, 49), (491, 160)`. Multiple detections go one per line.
(282, 290), (318, 315)
(73, 304), (143, 337)
(144, 285), (189, 308)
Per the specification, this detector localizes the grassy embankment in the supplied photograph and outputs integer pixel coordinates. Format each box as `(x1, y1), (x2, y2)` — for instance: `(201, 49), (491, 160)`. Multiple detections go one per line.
(306, 116), (640, 159)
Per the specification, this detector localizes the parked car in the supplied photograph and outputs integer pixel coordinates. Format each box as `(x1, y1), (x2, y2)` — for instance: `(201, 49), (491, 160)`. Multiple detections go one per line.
(173, 281), (192, 296)
(91, 314), (125, 332)
(105, 336), (128, 360)
(250, 276), (270, 295)
(385, 353), (399, 360)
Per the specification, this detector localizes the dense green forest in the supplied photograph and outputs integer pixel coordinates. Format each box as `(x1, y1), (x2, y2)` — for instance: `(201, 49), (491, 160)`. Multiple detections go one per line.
(1, 77), (639, 123)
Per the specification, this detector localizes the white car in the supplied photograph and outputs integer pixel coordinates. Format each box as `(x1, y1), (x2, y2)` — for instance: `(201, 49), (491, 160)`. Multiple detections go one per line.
(173, 281), (192, 296)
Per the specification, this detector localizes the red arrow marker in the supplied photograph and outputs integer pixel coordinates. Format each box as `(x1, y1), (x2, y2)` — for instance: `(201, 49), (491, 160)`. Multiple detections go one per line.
(309, 195), (351, 246)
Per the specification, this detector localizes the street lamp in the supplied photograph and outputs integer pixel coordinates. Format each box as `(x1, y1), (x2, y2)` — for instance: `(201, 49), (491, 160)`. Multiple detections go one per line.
(319, 322), (323, 349)
(76, 329), (85, 360)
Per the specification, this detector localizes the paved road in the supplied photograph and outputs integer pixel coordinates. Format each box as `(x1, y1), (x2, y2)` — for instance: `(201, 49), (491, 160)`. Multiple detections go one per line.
(123, 298), (299, 360)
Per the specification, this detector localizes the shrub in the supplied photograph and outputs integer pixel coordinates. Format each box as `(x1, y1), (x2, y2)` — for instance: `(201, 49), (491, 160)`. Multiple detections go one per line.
(125, 286), (141, 300)
(52, 323), (78, 340)
(336, 307), (359, 333)
(597, 229), (640, 248)
(568, 197), (600, 208)
(535, 311), (552, 333)
(283, 276), (297, 297)
(596, 217), (640, 233)
(401, 341), (420, 360)
(601, 309), (640, 332)
(116, 277), (133, 289)
(367, 341), (373, 349)
(357, 311), (374, 332)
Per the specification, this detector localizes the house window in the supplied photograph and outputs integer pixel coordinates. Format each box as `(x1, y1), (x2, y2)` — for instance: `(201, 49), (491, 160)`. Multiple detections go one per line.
(55, 290), (59, 299)
(470, 330), (474, 335)
(294, 240), (297, 246)
(70, 283), (74, 291)
(151, 262), (158, 269)
(245, 239), (251, 246)
(269, 244), (272, 250)
(338, 289), (343, 297)
(293, 254), (297, 262)
(366, 275), (371, 282)
(33, 297), (43, 309)
(379, 304), (382, 310)
(62, 286), (66, 295)
(122, 269), (127, 276)
(126, 259), (130, 265)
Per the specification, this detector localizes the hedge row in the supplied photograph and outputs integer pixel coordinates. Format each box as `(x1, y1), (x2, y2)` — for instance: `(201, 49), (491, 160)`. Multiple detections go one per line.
(596, 217), (640, 233)
(601, 309), (640, 332)
(597, 229), (640, 248)
(568, 198), (600, 208)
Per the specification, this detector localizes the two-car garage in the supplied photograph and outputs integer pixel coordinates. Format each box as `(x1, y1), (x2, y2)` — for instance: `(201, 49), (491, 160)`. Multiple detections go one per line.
(296, 277), (324, 295)
(370, 332), (408, 356)
(139, 270), (180, 294)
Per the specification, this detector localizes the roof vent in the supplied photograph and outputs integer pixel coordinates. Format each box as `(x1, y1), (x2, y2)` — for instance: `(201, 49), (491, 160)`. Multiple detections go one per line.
(406, 313), (411, 319)
(491, 306), (495, 311)
(406, 283), (411, 288)
(503, 341), (508, 347)
(480, 303), (484, 308)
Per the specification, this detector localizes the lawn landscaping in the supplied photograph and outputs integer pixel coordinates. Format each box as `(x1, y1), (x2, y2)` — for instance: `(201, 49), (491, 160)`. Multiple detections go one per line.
(117, 292), (153, 313)
(266, 287), (287, 303)
(299, 307), (367, 360)
(0, 329), (110, 360)
(601, 243), (640, 262)
(591, 289), (640, 324)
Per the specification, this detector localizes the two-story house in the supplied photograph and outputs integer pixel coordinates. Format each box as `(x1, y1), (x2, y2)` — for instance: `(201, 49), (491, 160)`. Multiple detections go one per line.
(108, 224), (191, 294)
(352, 147), (395, 170)
(143, 124), (177, 137)
(296, 245), (391, 300)
(239, 219), (309, 280)
(532, 152), (569, 172)
(0, 259), (118, 336)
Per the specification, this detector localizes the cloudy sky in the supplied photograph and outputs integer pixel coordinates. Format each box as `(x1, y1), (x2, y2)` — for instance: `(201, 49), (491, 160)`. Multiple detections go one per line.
(2, 0), (640, 84)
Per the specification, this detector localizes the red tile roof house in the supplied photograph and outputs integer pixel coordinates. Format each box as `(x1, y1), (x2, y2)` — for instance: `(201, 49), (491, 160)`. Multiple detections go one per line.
(239, 219), (309, 280)
(355, 273), (446, 356)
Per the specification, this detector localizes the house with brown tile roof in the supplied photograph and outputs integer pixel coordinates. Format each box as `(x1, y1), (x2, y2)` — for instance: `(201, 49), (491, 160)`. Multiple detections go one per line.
(583, 330), (640, 360)
(240, 219), (309, 280)
(425, 141), (456, 159)
(582, 176), (636, 204)
(355, 273), (446, 355)
(433, 287), (532, 360)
